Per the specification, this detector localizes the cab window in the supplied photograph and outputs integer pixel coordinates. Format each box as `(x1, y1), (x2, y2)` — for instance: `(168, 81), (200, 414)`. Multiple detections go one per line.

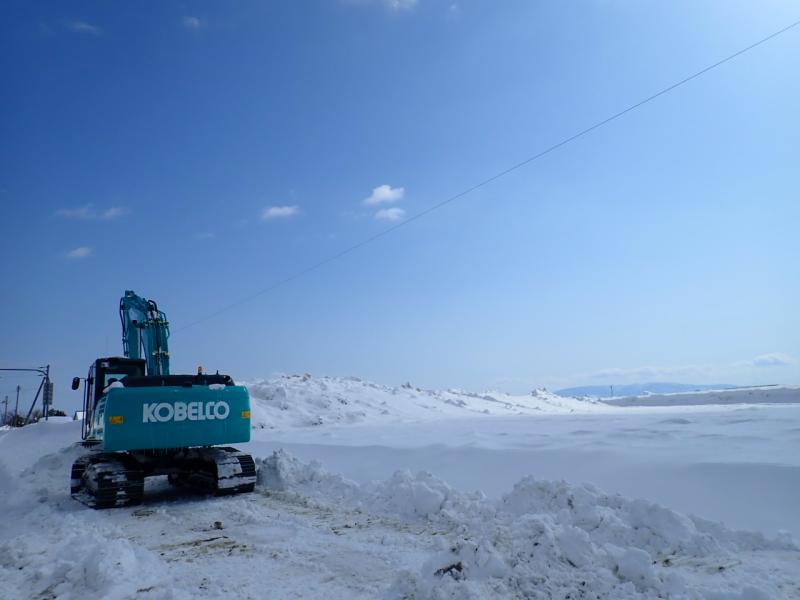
(103, 373), (129, 388)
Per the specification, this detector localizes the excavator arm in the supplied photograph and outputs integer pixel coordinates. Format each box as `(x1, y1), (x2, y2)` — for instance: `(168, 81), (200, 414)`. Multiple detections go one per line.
(119, 290), (170, 376)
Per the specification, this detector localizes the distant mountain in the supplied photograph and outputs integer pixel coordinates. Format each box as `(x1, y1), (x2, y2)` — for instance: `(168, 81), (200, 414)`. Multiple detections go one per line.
(556, 382), (737, 398)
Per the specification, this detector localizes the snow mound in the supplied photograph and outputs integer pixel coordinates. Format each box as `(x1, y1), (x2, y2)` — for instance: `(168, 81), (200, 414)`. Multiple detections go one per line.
(257, 450), (798, 600)
(257, 447), (364, 507)
(0, 446), (172, 600)
(0, 528), (167, 600)
(257, 449), (490, 521)
(245, 374), (602, 429)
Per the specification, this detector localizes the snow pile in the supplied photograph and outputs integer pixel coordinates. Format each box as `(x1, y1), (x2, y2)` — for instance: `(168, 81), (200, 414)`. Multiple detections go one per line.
(257, 450), (799, 600)
(245, 374), (602, 429)
(256, 446), (364, 506)
(0, 527), (167, 600)
(0, 443), (173, 600)
(257, 449), (491, 522)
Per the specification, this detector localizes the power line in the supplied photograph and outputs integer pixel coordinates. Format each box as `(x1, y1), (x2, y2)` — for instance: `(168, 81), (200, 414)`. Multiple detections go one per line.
(175, 18), (800, 333)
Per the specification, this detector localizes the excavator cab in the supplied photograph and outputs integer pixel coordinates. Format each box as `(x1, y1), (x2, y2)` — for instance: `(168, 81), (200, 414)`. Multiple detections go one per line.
(77, 357), (145, 440)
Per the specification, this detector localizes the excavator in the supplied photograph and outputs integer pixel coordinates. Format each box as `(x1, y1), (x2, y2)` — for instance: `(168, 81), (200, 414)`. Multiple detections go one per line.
(69, 290), (256, 508)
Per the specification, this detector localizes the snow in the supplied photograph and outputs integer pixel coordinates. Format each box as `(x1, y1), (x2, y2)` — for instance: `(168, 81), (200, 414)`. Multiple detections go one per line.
(603, 385), (800, 407)
(43, 415), (74, 423)
(0, 375), (798, 599)
(245, 374), (604, 430)
(258, 449), (797, 599)
(242, 376), (800, 537)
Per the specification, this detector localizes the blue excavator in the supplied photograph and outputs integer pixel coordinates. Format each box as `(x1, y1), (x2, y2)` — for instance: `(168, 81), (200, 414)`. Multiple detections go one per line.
(70, 291), (256, 508)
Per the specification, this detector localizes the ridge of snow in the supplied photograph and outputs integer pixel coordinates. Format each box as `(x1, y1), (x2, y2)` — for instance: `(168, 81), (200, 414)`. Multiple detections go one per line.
(603, 386), (800, 407)
(257, 450), (798, 600)
(245, 374), (604, 430)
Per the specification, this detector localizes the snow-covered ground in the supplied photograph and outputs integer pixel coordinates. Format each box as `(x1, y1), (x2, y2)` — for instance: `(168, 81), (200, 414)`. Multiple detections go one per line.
(1, 376), (798, 599)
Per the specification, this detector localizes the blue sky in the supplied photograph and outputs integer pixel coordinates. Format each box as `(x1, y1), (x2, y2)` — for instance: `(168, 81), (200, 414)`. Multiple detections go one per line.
(2, 1), (799, 411)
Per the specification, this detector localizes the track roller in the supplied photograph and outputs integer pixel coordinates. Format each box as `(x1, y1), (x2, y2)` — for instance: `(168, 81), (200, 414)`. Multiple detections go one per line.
(70, 453), (144, 509)
(167, 447), (256, 495)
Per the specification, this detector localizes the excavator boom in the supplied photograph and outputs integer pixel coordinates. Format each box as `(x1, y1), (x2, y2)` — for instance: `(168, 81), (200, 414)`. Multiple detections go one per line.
(119, 290), (170, 376)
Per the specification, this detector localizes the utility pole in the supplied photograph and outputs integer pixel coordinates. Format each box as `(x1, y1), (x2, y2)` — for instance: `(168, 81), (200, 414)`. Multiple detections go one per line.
(0, 366), (53, 425)
(43, 365), (52, 421)
(2, 395), (7, 425)
(14, 385), (21, 427)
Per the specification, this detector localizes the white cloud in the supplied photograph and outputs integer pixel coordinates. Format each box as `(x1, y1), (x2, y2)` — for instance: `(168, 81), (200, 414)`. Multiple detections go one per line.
(67, 20), (101, 35)
(66, 247), (92, 259)
(100, 207), (128, 219)
(195, 232), (215, 240)
(735, 353), (795, 368)
(363, 184), (404, 206)
(262, 205), (300, 220)
(55, 205), (93, 219)
(182, 16), (204, 30)
(342, 0), (418, 10)
(375, 207), (406, 222)
(54, 204), (128, 220)
(384, 0), (418, 10)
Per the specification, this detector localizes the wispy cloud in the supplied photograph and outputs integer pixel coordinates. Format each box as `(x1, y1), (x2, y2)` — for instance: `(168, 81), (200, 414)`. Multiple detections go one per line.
(262, 205), (300, 220)
(66, 20), (102, 35)
(182, 16), (205, 30)
(735, 353), (795, 368)
(55, 205), (93, 219)
(384, 0), (418, 10)
(363, 184), (404, 206)
(54, 204), (128, 220)
(100, 206), (128, 219)
(343, 0), (418, 11)
(375, 207), (406, 222)
(195, 232), (216, 240)
(66, 247), (92, 259)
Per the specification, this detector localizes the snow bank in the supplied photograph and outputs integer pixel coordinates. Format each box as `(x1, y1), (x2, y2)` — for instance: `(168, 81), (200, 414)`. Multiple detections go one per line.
(257, 450), (799, 600)
(0, 442), (173, 600)
(245, 374), (602, 430)
(257, 450), (491, 522)
(0, 419), (81, 474)
(0, 527), (167, 600)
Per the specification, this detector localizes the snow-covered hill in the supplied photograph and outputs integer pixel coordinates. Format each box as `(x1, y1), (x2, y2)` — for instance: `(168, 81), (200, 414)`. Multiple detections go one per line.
(245, 374), (604, 429)
(603, 385), (800, 407)
(557, 382), (737, 397)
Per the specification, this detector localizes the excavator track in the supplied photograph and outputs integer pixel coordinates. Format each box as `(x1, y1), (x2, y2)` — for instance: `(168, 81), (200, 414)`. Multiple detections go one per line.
(71, 453), (144, 509)
(168, 447), (257, 495)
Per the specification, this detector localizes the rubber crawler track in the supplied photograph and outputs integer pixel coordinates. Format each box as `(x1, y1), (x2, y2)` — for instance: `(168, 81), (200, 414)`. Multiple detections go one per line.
(72, 447), (256, 509)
